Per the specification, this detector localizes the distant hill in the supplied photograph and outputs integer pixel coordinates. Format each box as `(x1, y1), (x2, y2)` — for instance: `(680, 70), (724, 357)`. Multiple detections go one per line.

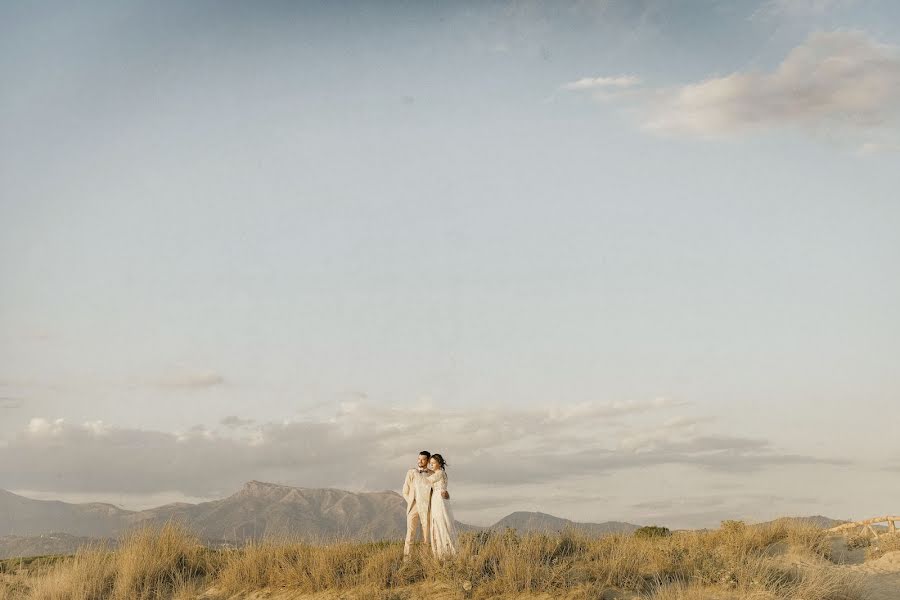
(0, 482), (637, 558)
(759, 516), (850, 530)
(0, 533), (115, 560)
(492, 511), (639, 535)
(1, 482), (410, 543)
(124, 480), (409, 541)
(0, 489), (129, 538)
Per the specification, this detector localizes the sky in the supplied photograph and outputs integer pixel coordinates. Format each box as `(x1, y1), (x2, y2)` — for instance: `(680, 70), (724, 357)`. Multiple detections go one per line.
(1, 0), (899, 529)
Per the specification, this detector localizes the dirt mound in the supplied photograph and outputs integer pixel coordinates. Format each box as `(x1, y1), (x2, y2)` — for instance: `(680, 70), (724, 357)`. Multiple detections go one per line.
(867, 550), (900, 570)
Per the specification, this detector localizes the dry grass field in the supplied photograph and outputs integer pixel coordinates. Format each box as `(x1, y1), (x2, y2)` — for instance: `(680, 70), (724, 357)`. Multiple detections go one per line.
(1, 520), (898, 600)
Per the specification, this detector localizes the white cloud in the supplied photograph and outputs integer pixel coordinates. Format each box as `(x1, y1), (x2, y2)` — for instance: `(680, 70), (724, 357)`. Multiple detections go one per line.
(641, 31), (900, 138)
(25, 417), (65, 435)
(561, 75), (641, 91)
(82, 420), (110, 436)
(567, 31), (900, 150)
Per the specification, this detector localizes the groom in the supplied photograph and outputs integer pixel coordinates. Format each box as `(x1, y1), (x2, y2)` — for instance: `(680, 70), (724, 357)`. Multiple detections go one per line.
(402, 450), (449, 557)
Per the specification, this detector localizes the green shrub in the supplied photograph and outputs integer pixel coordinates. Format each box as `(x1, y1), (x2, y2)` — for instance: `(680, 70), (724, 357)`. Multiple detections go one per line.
(634, 525), (672, 539)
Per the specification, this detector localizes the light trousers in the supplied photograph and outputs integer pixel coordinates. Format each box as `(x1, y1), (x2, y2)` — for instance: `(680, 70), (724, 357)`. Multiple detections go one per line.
(404, 505), (430, 555)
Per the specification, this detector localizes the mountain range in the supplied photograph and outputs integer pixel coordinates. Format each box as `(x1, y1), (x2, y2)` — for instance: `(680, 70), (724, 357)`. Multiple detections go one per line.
(761, 515), (849, 529)
(493, 511), (639, 535)
(0, 481), (639, 558)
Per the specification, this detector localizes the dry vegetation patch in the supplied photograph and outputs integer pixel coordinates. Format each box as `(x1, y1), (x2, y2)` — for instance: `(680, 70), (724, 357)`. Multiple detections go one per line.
(0, 520), (871, 600)
(866, 533), (900, 561)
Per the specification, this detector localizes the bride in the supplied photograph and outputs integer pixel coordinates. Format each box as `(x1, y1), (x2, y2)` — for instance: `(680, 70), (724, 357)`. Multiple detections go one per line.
(426, 453), (458, 557)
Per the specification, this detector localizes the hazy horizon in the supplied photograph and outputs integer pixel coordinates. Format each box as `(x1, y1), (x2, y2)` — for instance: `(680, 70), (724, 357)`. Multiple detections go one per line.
(2, 0), (900, 530)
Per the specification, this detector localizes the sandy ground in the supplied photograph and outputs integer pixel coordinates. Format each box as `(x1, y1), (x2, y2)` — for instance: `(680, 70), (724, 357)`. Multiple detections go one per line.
(842, 550), (900, 600)
(823, 537), (900, 600)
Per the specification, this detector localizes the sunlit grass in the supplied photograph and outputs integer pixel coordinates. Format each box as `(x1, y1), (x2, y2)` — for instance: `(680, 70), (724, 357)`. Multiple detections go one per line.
(0, 519), (869, 599)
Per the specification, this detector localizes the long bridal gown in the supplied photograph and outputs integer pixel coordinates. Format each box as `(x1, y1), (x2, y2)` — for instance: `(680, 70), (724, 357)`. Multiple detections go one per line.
(427, 469), (459, 557)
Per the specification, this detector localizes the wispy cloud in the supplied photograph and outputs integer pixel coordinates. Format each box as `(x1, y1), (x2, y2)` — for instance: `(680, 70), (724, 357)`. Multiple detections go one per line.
(148, 370), (225, 390)
(220, 415), (255, 428)
(0, 397), (23, 410)
(753, 0), (859, 19)
(0, 368), (226, 392)
(561, 75), (641, 91)
(856, 140), (900, 155)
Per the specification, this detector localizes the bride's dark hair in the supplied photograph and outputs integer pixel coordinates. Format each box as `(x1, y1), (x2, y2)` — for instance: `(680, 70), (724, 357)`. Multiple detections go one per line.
(430, 453), (447, 469)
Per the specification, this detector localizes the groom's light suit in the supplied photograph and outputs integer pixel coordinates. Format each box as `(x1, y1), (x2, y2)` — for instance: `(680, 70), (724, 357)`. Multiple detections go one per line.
(402, 467), (432, 555)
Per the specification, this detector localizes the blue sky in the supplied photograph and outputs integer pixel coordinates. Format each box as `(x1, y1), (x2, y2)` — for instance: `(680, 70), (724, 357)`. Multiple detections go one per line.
(2, 0), (899, 527)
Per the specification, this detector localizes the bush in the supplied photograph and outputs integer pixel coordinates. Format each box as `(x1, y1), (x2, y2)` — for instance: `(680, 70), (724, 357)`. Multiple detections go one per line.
(634, 526), (672, 539)
(720, 520), (746, 534)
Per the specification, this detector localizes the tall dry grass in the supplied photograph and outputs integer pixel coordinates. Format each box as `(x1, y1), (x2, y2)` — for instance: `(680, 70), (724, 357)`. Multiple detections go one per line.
(866, 532), (900, 561)
(17, 522), (214, 600)
(2, 519), (869, 600)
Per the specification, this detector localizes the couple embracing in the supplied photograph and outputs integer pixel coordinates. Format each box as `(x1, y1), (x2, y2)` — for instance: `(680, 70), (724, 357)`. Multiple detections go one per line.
(402, 450), (459, 558)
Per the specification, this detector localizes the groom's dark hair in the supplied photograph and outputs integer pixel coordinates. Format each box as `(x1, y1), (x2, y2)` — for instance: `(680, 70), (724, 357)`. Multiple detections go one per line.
(419, 450), (431, 458)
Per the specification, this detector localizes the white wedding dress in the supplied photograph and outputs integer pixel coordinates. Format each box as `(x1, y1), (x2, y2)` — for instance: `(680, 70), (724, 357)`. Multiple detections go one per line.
(427, 469), (459, 557)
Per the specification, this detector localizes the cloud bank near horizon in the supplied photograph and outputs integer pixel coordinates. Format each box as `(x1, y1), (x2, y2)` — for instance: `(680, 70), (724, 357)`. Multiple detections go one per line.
(0, 398), (857, 526)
